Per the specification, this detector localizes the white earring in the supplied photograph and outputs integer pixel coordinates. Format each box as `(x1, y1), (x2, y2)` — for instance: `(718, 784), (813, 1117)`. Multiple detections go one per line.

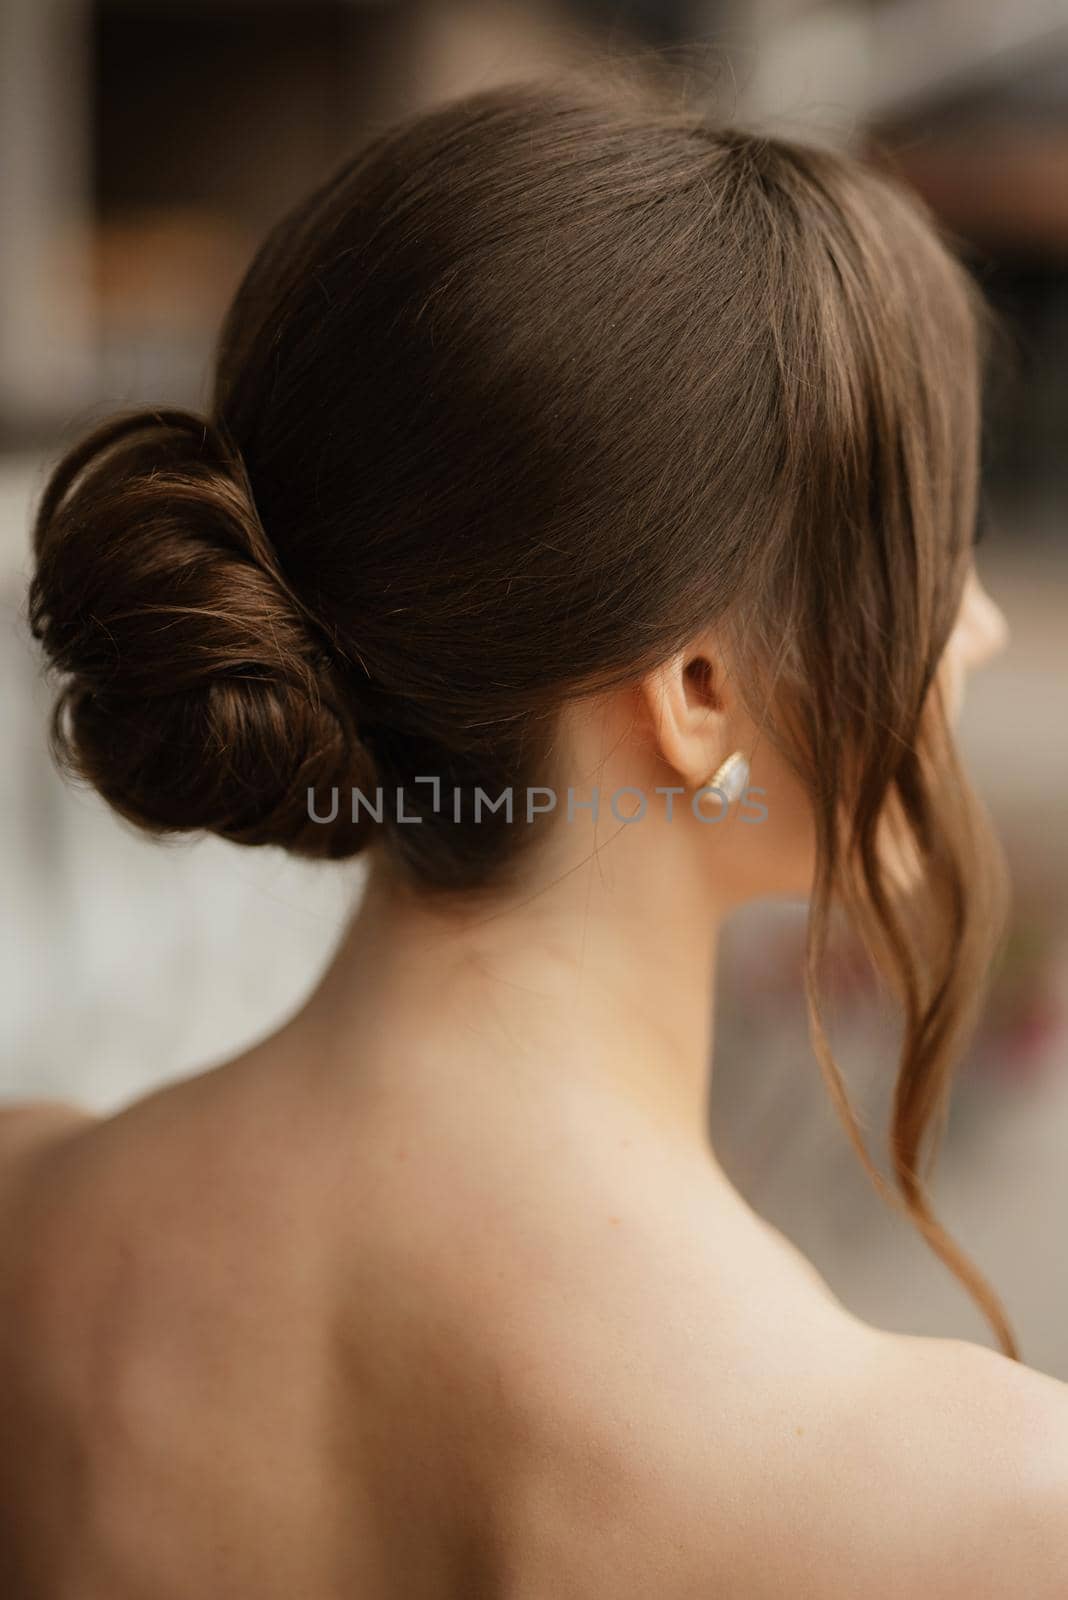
(698, 751), (749, 804)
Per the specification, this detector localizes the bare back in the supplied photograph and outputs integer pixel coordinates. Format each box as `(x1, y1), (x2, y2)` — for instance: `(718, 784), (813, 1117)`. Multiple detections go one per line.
(2, 1038), (1067, 1599)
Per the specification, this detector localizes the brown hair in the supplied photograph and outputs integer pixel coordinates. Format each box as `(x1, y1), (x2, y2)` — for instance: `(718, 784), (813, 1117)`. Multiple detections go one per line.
(29, 72), (1014, 1352)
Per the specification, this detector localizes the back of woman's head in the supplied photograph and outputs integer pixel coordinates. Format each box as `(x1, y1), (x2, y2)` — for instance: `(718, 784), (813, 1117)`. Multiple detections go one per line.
(29, 69), (1013, 1349)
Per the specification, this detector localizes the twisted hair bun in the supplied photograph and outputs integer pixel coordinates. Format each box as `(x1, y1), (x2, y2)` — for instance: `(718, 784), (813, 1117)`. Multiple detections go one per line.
(29, 410), (373, 858)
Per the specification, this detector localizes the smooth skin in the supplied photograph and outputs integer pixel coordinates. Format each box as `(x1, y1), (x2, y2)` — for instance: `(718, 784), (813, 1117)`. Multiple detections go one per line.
(2, 567), (1067, 1598)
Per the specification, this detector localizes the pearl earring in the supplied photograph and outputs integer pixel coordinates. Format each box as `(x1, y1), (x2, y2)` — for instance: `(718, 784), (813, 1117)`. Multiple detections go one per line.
(697, 751), (750, 804)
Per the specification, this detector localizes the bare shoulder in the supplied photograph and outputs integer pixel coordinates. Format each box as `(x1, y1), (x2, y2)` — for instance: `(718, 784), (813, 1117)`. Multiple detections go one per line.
(0, 1098), (99, 1276)
(0, 1061), (294, 1346)
(817, 1326), (1068, 1599)
(0, 1097), (97, 1179)
(0, 1095), (123, 1340)
(0, 1094), (105, 1557)
(671, 1311), (1068, 1599)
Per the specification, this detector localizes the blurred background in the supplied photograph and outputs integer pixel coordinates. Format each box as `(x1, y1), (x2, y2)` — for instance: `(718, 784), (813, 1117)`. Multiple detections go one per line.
(1, 0), (1066, 1373)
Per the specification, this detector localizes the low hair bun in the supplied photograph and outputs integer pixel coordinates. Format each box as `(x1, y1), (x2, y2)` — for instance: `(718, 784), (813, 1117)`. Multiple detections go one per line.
(29, 408), (373, 859)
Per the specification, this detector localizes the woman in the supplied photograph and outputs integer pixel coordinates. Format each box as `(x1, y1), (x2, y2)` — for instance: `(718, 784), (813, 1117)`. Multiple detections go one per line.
(3, 72), (1067, 1598)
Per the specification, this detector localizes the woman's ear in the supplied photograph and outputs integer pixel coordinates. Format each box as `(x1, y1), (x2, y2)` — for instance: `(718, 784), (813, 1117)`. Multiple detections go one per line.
(641, 636), (734, 787)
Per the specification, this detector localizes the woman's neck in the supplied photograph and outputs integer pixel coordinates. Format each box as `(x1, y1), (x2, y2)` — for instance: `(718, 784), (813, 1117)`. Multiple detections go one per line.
(302, 825), (728, 1155)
